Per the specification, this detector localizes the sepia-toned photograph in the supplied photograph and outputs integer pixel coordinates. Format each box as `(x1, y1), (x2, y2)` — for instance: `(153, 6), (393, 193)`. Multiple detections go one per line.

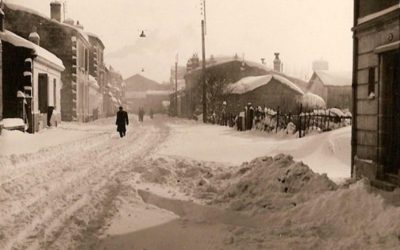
(0, 0), (399, 249)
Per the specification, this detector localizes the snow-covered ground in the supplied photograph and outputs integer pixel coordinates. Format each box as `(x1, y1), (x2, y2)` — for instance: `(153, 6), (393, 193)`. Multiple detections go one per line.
(0, 115), (398, 250)
(0, 123), (109, 156)
(157, 120), (351, 182)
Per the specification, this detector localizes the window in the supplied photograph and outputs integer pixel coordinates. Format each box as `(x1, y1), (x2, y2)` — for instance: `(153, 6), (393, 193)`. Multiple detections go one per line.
(368, 67), (375, 98)
(38, 74), (48, 113)
(85, 48), (89, 72)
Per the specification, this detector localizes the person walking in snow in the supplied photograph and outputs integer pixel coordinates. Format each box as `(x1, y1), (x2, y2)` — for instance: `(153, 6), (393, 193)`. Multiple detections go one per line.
(149, 108), (154, 119)
(138, 107), (145, 122)
(116, 106), (129, 138)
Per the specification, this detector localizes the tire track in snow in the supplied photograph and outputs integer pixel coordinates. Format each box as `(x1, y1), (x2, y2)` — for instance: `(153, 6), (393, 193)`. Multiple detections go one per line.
(0, 122), (168, 250)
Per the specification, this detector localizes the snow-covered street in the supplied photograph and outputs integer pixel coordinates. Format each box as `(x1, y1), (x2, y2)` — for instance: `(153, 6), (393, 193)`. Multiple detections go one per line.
(0, 116), (399, 250)
(0, 116), (169, 249)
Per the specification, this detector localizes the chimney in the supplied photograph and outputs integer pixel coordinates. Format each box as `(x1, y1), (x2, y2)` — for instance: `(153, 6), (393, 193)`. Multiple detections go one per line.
(28, 26), (40, 45)
(0, 8), (5, 32)
(273, 53), (282, 72)
(50, 0), (62, 22)
(75, 20), (84, 30)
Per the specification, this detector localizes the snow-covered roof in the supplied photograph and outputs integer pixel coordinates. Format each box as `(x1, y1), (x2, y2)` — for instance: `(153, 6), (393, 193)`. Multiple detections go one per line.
(5, 3), (90, 43)
(314, 70), (352, 87)
(301, 92), (326, 109)
(0, 30), (64, 71)
(85, 31), (105, 48)
(225, 74), (304, 95)
(189, 56), (270, 73)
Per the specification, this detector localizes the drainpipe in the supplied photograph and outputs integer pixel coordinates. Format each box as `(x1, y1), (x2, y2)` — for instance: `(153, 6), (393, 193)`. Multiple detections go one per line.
(351, 0), (359, 177)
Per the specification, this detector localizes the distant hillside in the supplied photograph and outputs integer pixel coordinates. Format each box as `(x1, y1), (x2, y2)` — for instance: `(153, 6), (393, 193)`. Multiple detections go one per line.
(125, 74), (171, 92)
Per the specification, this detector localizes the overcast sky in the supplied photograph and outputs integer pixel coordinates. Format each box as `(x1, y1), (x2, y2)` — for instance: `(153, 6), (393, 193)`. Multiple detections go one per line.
(7, 0), (353, 83)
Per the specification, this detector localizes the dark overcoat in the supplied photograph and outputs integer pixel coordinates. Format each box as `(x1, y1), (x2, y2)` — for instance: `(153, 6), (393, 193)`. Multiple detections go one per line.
(116, 110), (129, 132)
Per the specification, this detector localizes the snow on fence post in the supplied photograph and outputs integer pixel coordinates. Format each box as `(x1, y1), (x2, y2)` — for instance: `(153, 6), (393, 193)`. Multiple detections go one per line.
(327, 110), (330, 130)
(298, 104), (302, 138)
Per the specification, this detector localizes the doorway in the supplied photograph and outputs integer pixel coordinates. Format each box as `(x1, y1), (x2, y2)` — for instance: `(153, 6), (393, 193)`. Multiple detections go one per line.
(380, 49), (400, 175)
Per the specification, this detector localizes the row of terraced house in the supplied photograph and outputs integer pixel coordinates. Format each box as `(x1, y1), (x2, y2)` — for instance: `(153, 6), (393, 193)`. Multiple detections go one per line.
(0, 1), (125, 133)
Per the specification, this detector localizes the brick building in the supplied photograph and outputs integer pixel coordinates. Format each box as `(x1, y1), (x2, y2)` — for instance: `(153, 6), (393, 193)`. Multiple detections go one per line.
(4, 1), (92, 122)
(0, 9), (64, 133)
(181, 54), (271, 119)
(87, 32), (106, 119)
(104, 66), (125, 117)
(352, 0), (399, 186)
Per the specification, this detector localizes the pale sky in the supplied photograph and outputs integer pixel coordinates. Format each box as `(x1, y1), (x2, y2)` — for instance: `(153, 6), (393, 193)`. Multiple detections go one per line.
(6, 0), (353, 82)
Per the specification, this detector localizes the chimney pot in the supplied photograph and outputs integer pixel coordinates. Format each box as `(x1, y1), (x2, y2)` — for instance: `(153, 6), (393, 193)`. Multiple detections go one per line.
(273, 53), (282, 72)
(50, 1), (62, 22)
(28, 26), (40, 45)
(75, 20), (84, 30)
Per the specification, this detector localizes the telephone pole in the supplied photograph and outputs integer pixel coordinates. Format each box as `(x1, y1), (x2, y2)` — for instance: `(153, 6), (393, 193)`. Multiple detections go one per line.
(175, 54), (178, 116)
(201, 0), (207, 123)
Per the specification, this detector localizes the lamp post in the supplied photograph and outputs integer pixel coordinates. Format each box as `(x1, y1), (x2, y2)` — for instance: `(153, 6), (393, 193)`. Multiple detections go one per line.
(201, 0), (207, 123)
(175, 54), (178, 116)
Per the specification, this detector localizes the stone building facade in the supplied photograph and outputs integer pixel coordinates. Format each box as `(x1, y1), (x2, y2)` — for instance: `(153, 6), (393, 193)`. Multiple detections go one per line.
(0, 19), (64, 133)
(4, 1), (91, 122)
(352, 0), (399, 187)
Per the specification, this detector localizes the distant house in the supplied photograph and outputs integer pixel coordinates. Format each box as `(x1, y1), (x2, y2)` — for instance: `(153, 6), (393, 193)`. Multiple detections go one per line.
(223, 74), (305, 114)
(182, 54), (271, 118)
(124, 73), (170, 113)
(352, 0), (399, 187)
(103, 65), (124, 117)
(4, 1), (92, 122)
(0, 22), (64, 133)
(169, 65), (186, 116)
(145, 90), (172, 114)
(87, 32), (106, 118)
(308, 70), (352, 109)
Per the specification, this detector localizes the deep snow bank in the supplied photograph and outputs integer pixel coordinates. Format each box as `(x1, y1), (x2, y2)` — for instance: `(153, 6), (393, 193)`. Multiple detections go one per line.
(158, 122), (351, 182)
(195, 154), (400, 249)
(212, 154), (337, 213)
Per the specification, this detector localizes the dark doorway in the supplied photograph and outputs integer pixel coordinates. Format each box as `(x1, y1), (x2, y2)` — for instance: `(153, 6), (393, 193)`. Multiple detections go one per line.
(380, 49), (400, 175)
(38, 74), (48, 114)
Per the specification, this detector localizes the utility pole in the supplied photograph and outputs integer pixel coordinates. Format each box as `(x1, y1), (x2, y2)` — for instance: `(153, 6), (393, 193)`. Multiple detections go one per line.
(175, 54), (178, 116)
(201, 0), (207, 123)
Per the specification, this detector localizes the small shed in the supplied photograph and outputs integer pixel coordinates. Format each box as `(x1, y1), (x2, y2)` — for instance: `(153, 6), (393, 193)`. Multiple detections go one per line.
(223, 74), (304, 114)
(308, 70), (352, 109)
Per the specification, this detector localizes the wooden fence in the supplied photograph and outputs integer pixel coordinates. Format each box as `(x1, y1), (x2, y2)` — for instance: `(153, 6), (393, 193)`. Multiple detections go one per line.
(218, 105), (352, 137)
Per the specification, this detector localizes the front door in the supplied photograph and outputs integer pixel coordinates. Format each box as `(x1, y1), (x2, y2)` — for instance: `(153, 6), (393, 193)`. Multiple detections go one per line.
(381, 49), (400, 175)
